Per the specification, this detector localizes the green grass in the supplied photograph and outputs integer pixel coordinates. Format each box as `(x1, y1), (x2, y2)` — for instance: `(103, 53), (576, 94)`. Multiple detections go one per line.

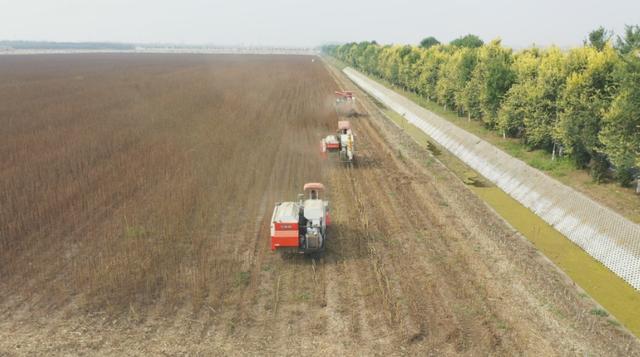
(124, 224), (148, 239)
(234, 271), (251, 288)
(608, 319), (622, 327)
(298, 291), (311, 301)
(591, 308), (609, 317)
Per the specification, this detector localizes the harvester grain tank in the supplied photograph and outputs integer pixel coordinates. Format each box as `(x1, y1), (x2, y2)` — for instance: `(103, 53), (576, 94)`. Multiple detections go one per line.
(321, 120), (355, 163)
(270, 183), (329, 254)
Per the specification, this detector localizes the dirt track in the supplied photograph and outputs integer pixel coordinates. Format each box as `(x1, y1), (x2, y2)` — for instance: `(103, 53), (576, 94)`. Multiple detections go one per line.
(0, 54), (639, 355)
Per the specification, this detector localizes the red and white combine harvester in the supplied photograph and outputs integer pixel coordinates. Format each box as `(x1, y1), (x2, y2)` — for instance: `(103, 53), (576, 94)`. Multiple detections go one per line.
(270, 183), (329, 254)
(335, 90), (357, 117)
(321, 120), (355, 163)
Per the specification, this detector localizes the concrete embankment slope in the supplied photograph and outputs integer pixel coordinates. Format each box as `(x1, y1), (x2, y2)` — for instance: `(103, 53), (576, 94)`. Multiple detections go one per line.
(344, 66), (640, 291)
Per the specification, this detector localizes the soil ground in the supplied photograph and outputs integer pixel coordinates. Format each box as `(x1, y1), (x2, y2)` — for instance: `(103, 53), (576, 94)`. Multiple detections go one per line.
(0, 54), (638, 356)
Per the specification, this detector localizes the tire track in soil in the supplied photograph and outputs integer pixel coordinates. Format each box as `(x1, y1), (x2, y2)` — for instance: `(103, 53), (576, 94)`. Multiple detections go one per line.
(320, 109), (426, 352)
(326, 166), (383, 347)
(214, 60), (340, 354)
(324, 64), (441, 348)
(322, 59), (640, 356)
(323, 62), (531, 355)
(338, 75), (525, 354)
(321, 65), (482, 353)
(345, 128), (428, 341)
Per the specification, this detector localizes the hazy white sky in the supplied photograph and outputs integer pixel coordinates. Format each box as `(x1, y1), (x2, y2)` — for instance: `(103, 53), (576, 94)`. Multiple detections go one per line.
(1, 0), (639, 48)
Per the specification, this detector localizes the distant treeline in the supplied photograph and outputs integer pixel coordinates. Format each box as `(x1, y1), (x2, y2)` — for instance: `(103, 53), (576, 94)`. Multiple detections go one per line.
(0, 40), (135, 50)
(323, 27), (640, 186)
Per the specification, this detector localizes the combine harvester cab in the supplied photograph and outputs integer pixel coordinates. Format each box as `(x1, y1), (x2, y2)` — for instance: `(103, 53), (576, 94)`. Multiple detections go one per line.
(321, 121), (355, 164)
(334, 90), (357, 117)
(270, 183), (329, 254)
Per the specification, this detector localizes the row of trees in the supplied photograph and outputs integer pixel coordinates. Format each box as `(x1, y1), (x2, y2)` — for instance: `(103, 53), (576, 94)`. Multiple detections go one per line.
(323, 28), (640, 186)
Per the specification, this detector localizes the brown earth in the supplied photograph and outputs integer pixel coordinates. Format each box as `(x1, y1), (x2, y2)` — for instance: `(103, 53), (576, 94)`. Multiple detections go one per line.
(0, 54), (638, 356)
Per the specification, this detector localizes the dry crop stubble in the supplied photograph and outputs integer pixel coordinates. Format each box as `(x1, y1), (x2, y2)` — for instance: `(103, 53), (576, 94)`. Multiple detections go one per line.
(0, 54), (334, 315)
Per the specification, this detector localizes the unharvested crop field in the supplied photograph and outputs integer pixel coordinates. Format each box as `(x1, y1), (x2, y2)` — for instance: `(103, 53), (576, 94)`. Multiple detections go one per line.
(0, 54), (639, 355)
